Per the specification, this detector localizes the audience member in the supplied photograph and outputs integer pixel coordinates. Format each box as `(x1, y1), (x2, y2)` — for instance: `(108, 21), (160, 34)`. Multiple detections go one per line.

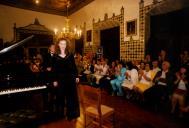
(144, 61), (173, 110)
(152, 60), (161, 75)
(158, 50), (168, 66)
(122, 62), (138, 99)
(134, 63), (154, 94)
(144, 54), (151, 64)
(111, 62), (127, 96)
(171, 65), (189, 117)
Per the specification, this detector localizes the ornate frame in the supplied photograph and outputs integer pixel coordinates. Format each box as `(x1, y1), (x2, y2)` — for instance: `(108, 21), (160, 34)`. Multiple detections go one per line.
(126, 19), (137, 36)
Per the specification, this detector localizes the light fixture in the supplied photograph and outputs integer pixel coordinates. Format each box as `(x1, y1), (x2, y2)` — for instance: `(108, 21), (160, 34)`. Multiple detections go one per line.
(54, 1), (82, 40)
(35, 0), (40, 5)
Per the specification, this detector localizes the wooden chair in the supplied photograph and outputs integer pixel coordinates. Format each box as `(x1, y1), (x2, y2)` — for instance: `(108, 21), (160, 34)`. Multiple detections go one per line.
(78, 84), (115, 128)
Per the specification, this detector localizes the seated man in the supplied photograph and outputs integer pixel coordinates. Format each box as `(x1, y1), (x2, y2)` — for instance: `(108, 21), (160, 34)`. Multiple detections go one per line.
(171, 65), (189, 117)
(110, 62), (127, 96)
(144, 61), (173, 109)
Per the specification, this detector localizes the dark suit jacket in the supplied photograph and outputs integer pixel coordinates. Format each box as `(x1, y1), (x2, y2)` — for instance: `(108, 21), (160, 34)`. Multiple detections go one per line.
(43, 53), (55, 70)
(153, 70), (174, 94)
(42, 53), (56, 84)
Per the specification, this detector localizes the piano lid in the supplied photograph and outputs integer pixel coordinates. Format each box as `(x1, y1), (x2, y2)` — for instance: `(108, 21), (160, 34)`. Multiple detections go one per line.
(0, 35), (35, 87)
(0, 35), (34, 55)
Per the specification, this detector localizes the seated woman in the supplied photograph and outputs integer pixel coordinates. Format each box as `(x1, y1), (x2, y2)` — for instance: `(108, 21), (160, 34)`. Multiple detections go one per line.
(82, 56), (91, 75)
(89, 59), (96, 74)
(30, 58), (43, 84)
(152, 60), (161, 75)
(171, 65), (189, 117)
(134, 63), (154, 94)
(79, 56), (91, 83)
(122, 62), (138, 99)
(30, 58), (42, 73)
(75, 56), (84, 75)
(110, 62), (127, 96)
(107, 61), (116, 80)
(93, 59), (101, 74)
(122, 62), (138, 90)
(92, 59), (109, 85)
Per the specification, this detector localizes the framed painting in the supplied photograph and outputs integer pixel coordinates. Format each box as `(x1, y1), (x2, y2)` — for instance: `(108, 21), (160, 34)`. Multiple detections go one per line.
(126, 19), (137, 36)
(97, 53), (102, 59)
(97, 46), (103, 54)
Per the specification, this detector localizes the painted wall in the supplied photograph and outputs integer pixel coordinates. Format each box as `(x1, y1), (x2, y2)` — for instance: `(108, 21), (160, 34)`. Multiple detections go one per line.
(70, 0), (155, 41)
(0, 0), (156, 43)
(0, 4), (66, 42)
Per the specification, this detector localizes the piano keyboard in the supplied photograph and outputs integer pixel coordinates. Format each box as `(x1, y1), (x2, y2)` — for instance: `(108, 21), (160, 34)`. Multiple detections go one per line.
(0, 85), (47, 95)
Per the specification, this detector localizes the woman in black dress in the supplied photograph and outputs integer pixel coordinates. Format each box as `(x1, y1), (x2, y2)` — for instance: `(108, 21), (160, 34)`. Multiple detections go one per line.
(53, 38), (80, 120)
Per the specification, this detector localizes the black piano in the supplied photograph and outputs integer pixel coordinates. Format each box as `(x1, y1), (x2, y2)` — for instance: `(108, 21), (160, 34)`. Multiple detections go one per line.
(0, 36), (49, 128)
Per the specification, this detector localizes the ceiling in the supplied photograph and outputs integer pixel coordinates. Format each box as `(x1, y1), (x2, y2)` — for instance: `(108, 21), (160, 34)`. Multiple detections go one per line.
(0, 0), (94, 16)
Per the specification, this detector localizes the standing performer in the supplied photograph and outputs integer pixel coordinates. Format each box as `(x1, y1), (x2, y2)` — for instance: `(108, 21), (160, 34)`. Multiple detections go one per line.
(53, 38), (80, 120)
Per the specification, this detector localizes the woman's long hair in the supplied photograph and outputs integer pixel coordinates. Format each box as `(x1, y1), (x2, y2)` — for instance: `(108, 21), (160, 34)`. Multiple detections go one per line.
(55, 38), (71, 55)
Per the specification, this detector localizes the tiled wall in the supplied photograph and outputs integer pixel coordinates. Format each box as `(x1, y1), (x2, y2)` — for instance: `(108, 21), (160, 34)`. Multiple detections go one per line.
(83, 0), (163, 61)
(84, 7), (124, 58)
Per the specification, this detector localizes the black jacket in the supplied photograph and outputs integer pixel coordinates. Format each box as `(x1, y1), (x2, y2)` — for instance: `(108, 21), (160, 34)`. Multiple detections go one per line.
(153, 70), (174, 94)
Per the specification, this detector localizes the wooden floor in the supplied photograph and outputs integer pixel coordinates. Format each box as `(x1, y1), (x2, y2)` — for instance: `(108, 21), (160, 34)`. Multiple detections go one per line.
(39, 91), (189, 128)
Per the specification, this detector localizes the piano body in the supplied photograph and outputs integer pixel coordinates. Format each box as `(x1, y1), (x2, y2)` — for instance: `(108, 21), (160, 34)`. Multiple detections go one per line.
(0, 36), (48, 127)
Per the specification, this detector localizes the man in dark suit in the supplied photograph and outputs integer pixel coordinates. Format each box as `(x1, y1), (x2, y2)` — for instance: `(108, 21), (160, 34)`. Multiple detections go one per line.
(43, 44), (56, 113)
(144, 61), (174, 110)
(43, 44), (56, 72)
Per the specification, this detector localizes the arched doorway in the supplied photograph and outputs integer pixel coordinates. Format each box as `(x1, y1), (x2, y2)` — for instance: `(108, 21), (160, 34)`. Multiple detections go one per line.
(100, 26), (120, 61)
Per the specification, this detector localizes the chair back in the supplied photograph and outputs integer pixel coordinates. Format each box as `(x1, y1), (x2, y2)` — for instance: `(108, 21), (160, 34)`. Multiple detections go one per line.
(78, 84), (115, 128)
(78, 84), (102, 117)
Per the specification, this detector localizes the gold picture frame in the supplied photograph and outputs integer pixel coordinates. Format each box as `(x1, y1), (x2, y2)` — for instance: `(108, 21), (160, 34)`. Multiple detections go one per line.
(126, 19), (137, 36)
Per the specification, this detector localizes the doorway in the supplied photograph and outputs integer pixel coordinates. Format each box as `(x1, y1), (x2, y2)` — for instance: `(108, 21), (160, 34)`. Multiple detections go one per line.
(147, 7), (189, 68)
(75, 36), (84, 55)
(100, 26), (120, 62)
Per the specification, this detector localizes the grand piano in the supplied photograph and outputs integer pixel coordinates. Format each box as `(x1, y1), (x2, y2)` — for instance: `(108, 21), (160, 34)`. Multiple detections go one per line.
(0, 35), (48, 128)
